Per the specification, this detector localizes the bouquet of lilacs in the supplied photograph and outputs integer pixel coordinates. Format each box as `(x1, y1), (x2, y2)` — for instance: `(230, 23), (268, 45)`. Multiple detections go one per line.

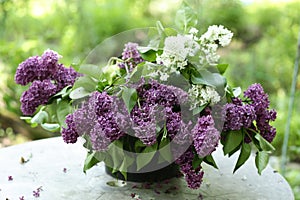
(15, 4), (277, 189)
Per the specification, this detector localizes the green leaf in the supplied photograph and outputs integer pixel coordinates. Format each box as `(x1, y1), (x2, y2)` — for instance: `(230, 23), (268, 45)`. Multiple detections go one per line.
(162, 125), (168, 140)
(122, 87), (138, 113)
(101, 64), (121, 85)
(52, 85), (72, 98)
(216, 64), (229, 74)
(232, 87), (242, 98)
(72, 76), (97, 91)
(192, 104), (207, 115)
(20, 116), (33, 124)
(82, 134), (93, 150)
(203, 154), (218, 169)
(107, 141), (125, 172)
(41, 123), (60, 132)
(147, 27), (162, 49)
(255, 151), (269, 175)
(134, 140), (146, 152)
(192, 155), (203, 169)
(254, 134), (276, 152)
(191, 74), (214, 87)
(136, 143), (158, 171)
(139, 49), (157, 62)
(136, 151), (156, 171)
(78, 64), (102, 79)
(137, 46), (162, 62)
(56, 100), (73, 126)
(69, 87), (91, 100)
(228, 144), (242, 157)
(233, 142), (251, 173)
(223, 130), (243, 156)
(129, 62), (157, 83)
(191, 70), (227, 95)
(118, 155), (135, 180)
(200, 70), (227, 95)
(158, 138), (172, 163)
(31, 109), (48, 124)
(83, 151), (103, 173)
(175, 2), (198, 33)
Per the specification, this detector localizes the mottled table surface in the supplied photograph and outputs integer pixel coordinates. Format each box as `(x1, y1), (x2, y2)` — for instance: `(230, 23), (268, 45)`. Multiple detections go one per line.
(0, 137), (294, 200)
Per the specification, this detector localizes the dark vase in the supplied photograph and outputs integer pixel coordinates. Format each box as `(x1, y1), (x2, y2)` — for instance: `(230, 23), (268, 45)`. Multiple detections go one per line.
(104, 134), (181, 182)
(105, 162), (180, 182)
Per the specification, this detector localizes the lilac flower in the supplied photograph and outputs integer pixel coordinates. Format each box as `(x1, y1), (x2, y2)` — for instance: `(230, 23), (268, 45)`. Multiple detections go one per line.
(130, 103), (157, 145)
(15, 50), (60, 86)
(176, 147), (204, 189)
(52, 64), (82, 91)
(15, 56), (41, 85)
(222, 103), (256, 131)
(41, 49), (61, 69)
(113, 100), (132, 132)
(171, 121), (193, 145)
(61, 114), (79, 144)
(118, 42), (144, 70)
(165, 107), (181, 138)
(33, 190), (40, 198)
(192, 115), (220, 158)
(97, 112), (125, 141)
(242, 104), (256, 128)
(16, 50), (81, 116)
(244, 84), (277, 142)
(154, 84), (179, 106)
(136, 80), (185, 107)
(88, 91), (113, 116)
(244, 83), (270, 111)
(20, 80), (57, 115)
(8, 176), (13, 181)
(72, 107), (95, 135)
(256, 109), (277, 142)
(133, 80), (190, 145)
(81, 92), (126, 149)
(90, 122), (110, 151)
(33, 186), (43, 198)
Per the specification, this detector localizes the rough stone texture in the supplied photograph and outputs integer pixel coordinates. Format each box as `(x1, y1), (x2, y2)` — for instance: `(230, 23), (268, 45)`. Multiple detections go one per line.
(0, 137), (294, 200)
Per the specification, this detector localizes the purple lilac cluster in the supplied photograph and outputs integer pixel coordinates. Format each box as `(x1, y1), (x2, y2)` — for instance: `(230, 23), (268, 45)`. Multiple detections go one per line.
(61, 114), (79, 144)
(136, 80), (188, 106)
(222, 99), (256, 131)
(222, 83), (277, 142)
(244, 83), (277, 142)
(165, 107), (182, 139)
(15, 49), (81, 115)
(20, 80), (57, 115)
(52, 64), (81, 91)
(118, 42), (144, 70)
(175, 147), (204, 189)
(61, 91), (125, 150)
(192, 115), (220, 158)
(132, 80), (188, 145)
(130, 104), (157, 145)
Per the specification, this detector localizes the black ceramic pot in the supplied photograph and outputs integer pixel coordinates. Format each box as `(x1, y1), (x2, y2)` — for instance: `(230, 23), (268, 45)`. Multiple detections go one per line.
(105, 162), (180, 182)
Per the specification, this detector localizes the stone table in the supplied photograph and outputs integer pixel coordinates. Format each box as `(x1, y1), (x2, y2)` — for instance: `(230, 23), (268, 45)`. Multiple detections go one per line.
(0, 137), (294, 200)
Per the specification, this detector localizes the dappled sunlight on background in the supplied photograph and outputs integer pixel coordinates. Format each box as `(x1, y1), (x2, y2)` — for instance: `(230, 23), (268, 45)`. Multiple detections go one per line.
(0, 0), (299, 198)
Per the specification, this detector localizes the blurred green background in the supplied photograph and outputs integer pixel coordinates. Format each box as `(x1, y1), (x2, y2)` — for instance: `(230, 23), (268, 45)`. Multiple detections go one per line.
(0, 0), (299, 198)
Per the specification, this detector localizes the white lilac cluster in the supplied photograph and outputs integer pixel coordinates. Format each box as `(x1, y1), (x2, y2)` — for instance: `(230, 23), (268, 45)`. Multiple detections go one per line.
(188, 84), (220, 109)
(200, 25), (233, 47)
(199, 25), (233, 65)
(154, 25), (233, 81)
(155, 30), (200, 81)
